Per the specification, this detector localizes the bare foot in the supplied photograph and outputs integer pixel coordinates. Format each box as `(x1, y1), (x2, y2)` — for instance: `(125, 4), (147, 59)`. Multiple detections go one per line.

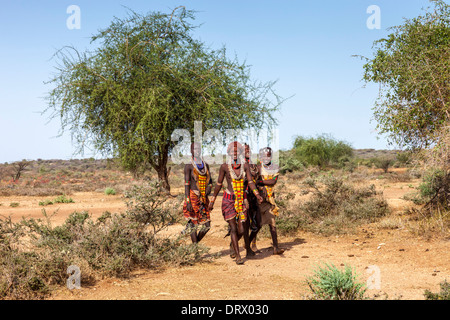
(229, 243), (236, 259)
(246, 249), (256, 258)
(235, 257), (245, 265)
(273, 248), (285, 255)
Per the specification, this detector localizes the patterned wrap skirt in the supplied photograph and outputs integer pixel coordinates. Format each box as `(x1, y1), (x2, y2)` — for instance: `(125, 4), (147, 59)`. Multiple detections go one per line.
(183, 189), (210, 225)
(221, 191), (248, 222)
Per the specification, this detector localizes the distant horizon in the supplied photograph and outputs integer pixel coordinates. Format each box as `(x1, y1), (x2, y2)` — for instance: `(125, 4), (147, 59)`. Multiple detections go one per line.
(2, 146), (403, 164)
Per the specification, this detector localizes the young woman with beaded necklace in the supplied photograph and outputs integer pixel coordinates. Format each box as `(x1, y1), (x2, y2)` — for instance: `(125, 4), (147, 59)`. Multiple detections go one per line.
(209, 141), (262, 264)
(183, 142), (213, 244)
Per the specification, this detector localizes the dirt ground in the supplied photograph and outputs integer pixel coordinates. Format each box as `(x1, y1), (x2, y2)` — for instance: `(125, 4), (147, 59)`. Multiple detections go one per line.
(1, 174), (449, 300)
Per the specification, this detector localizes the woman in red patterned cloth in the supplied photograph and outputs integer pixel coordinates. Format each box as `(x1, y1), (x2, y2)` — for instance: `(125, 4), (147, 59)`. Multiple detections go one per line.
(183, 142), (213, 244)
(208, 141), (262, 265)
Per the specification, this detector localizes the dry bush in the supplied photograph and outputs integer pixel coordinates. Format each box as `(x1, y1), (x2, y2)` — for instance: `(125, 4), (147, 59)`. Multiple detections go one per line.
(272, 174), (389, 236)
(0, 182), (207, 299)
(403, 124), (450, 238)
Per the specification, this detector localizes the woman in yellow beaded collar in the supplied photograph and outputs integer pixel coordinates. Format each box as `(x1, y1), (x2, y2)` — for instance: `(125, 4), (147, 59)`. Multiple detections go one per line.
(183, 142), (213, 244)
(209, 141), (260, 264)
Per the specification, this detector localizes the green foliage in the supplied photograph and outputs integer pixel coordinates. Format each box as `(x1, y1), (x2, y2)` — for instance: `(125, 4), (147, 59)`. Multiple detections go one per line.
(373, 157), (395, 173)
(292, 134), (353, 168)
(39, 199), (54, 206)
(361, 0), (450, 149)
(406, 168), (450, 208)
(279, 150), (304, 174)
(45, 7), (282, 191)
(53, 195), (74, 204)
(419, 169), (447, 200)
(424, 279), (450, 300)
(104, 187), (116, 195)
(396, 151), (412, 166)
(306, 263), (367, 300)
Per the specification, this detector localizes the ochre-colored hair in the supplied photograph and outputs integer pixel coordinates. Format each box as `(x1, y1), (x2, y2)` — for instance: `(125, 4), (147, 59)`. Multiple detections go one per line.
(227, 141), (244, 156)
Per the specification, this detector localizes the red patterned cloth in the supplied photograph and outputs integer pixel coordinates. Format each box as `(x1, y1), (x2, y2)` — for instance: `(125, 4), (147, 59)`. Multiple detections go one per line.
(221, 191), (247, 222)
(183, 189), (210, 225)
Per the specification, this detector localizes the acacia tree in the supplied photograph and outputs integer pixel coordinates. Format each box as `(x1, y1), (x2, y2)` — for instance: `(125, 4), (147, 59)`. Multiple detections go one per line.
(361, 0), (449, 150)
(361, 0), (450, 216)
(45, 7), (281, 191)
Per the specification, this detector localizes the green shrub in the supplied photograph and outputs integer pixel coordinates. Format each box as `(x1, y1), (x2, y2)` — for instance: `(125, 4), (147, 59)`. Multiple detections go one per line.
(418, 169), (447, 201)
(396, 151), (412, 166)
(53, 195), (74, 204)
(373, 157), (394, 173)
(306, 263), (367, 300)
(279, 150), (304, 174)
(424, 280), (450, 300)
(293, 134), (353, 168)
(104, 187), (116, 195)
(406, 168), (450, 209)
(39, 199), (54, 206)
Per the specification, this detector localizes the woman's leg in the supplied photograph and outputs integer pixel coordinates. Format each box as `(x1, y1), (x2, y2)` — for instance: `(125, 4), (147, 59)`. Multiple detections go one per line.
(228, 218), (244, 264)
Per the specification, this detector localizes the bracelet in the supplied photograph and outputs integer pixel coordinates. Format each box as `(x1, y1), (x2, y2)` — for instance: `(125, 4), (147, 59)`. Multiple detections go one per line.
(186, 197), (190, 203)
(252, 189), (259, 196)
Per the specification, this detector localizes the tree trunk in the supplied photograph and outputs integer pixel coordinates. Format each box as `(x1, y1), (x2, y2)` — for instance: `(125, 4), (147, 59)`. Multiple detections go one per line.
(154, 146), (171, 193)
(156, 164), (171, 193)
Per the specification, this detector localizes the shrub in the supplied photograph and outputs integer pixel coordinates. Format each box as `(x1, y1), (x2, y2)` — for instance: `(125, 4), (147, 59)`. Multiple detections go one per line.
(104, 187), (116, 195)
(293, 134), (353, 168)
(279, 150), (304, 174)
(53, 195), (74, 204)
(273, 175), (389, 236)
(39, 199), (54, 206)
(396, 151), (412, 166)
(373, 157), (394, 173)
(0, 181), (208, 299)
(417, 169), (449, 207)
(306, 263), (367, 300)
(300, 175), (389, 234)
(424, 280), (450, 300)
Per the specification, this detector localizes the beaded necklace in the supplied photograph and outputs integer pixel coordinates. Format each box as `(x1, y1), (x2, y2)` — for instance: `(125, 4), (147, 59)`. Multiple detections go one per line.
(227, 161), (245, 218)
(191, 157), (208, 203)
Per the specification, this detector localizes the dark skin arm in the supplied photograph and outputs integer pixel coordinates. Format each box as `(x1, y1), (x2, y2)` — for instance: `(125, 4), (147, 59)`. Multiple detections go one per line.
(208, 164), (227, 211)
(205, 163), (213, 196)
(184, 164), (193, 211)
(244, 163), (263, 204)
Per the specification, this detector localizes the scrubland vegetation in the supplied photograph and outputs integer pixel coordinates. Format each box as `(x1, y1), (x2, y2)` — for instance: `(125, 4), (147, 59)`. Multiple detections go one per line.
(0, 135), (448, 299)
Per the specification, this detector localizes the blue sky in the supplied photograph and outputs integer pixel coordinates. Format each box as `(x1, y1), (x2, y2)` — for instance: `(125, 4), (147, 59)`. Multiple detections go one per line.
(0, 0), (436, 163)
